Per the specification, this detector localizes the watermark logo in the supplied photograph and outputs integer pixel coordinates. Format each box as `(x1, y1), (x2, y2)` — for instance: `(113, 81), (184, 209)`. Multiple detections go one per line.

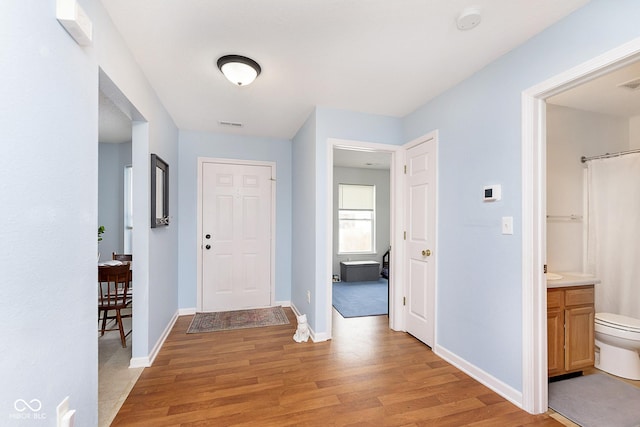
(14, 399), (42, 413)
(10, 399), (46, 420)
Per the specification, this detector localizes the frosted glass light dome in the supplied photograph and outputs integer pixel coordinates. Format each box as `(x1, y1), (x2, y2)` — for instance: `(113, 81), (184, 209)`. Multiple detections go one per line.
(217, 55), (261, 86)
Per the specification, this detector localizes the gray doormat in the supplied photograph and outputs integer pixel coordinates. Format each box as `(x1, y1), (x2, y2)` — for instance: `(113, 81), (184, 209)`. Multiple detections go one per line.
(549, 373), (640, 427)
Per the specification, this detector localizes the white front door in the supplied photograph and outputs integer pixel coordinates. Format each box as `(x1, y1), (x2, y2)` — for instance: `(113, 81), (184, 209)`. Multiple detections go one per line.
(405, 138), (436, 346)
(201, 161), (273, 312)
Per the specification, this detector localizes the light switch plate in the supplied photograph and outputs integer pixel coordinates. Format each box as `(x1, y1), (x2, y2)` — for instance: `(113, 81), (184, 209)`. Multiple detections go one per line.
(502, 216), (513, 235)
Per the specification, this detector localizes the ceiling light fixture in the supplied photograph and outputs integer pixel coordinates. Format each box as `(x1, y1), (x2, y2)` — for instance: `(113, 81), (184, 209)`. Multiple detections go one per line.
(217, 55), (261, 86)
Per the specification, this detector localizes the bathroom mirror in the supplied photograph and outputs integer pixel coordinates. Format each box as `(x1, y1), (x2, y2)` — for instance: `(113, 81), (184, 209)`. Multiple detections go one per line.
(150, 153), (169, 228)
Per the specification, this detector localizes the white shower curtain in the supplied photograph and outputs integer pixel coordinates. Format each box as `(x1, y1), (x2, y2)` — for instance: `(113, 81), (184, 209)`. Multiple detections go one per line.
(586, 152), (640, 318)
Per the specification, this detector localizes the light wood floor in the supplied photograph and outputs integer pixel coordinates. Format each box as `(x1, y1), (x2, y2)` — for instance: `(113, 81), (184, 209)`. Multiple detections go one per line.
(112, 308), (562, 426)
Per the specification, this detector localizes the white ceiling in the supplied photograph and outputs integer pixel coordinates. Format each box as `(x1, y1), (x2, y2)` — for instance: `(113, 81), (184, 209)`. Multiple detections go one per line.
(548, 60), (640, 118)
(334, 148), (392, 170)
(99, 90), (132, 143)
(100, 0), (589, 140)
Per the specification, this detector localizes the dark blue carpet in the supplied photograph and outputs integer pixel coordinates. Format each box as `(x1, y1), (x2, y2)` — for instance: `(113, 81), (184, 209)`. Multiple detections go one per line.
(332, 278), (388, 318)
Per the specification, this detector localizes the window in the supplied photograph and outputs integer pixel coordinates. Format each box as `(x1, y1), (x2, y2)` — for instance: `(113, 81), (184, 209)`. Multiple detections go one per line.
(124, 165), (133, 253)
(338, 184), (375, 253)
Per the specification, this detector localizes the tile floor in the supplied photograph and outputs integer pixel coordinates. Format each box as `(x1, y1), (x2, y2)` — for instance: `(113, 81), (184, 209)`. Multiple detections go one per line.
(98, 312), (143, 427)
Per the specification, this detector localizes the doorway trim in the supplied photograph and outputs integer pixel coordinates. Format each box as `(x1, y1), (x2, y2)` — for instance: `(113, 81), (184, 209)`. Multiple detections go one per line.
(326, 139), (403, 337)
(196, 157), (277, 312)
(521, 36), (640, 413)
(98, 69), (149, 366)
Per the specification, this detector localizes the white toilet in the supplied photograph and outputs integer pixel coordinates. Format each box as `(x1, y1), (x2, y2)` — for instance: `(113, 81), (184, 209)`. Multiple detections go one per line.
(594, 312), (640, 380)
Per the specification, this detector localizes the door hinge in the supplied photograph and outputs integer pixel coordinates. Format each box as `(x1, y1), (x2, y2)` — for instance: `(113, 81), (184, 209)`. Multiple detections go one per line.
(403, 231), (406, 240)
(403, 296), (406, 306)
(404, 165), (407, 174)
(544, 264), (548, 274)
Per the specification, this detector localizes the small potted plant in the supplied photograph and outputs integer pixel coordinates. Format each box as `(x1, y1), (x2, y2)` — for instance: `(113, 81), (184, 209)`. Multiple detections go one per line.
(98, 226), (105, 261)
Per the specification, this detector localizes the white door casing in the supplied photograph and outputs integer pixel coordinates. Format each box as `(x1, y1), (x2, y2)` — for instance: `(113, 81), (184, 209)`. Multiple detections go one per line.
(404, 135), (437, 347)
(199, 160), (274, 312)
(325, 139), (402, 339)
(521, 38), (640, 414)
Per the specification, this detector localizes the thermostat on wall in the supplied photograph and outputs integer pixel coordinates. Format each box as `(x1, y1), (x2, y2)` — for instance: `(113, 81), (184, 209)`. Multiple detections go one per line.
(483, 185), (501, 202)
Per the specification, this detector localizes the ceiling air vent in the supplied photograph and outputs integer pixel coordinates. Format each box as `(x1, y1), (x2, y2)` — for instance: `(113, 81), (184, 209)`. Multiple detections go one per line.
(218, 120), (243, 127)
(618, 77), (640, 91)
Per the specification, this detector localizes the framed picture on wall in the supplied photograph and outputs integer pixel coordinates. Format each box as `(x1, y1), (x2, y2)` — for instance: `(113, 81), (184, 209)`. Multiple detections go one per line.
(150, 153), (169, 228)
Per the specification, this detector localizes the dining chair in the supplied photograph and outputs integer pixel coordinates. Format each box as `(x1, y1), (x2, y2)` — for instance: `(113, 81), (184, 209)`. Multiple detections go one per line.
(111, 252), (133, 297)
(98, 264), (132, 348)
(112, 252), (132, 262)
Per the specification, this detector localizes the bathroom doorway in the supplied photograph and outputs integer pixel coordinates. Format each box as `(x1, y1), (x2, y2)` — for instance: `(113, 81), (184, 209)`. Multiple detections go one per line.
(521, 39), (640, 414)
(544, 60), (640, 418)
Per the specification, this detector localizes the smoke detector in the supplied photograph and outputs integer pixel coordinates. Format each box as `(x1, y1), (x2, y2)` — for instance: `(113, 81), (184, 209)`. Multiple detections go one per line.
(457, 8), (481, 31)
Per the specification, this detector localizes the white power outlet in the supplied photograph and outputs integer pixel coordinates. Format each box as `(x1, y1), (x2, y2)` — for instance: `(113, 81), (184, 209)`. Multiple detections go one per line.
(306, 290), (311, 304)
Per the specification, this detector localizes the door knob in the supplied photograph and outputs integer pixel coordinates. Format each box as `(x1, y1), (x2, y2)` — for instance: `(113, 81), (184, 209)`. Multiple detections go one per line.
(205, 244), (211, 250)
(422, 249), (431, 257)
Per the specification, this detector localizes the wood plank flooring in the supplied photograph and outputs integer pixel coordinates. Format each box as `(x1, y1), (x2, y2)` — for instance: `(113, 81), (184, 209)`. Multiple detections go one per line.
(112, 308), (562, 426)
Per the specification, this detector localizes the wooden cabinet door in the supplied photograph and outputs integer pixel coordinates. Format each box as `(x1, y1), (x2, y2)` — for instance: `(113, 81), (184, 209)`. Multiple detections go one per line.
(565, 306), (595, 372)
(547, 307), (565, 376)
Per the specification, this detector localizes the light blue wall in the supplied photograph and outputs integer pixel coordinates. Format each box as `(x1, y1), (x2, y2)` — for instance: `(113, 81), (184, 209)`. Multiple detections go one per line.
(146, 115), (179, 355)
(177, 130), (292, 308)
(98, 142), (132, 261)
(308, 107), (403, 332)
(403, 0), (640, 391)
(0, 2), (98, 423)
(291, 111), (317, 323)
(90, 1), (180, 361)
(0, 2), (179, 424)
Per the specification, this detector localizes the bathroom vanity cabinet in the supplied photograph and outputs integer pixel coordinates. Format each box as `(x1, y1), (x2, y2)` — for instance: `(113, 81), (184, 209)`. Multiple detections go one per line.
(547, 285), (595, 377)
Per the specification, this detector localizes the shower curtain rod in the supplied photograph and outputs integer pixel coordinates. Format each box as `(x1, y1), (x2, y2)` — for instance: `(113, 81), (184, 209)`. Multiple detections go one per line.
(581, 148), (640, 163)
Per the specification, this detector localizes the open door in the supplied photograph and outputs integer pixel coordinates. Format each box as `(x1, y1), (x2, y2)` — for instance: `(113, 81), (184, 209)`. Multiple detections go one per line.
(404, 135), (437, 347)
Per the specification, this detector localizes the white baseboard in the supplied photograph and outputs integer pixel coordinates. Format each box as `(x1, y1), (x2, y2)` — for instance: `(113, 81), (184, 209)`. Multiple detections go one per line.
(311, 330), (330, 342)
(129, 357), (150, 369)
(434, 344), (523, 408)
(129, 309), (180, 369)
(275, 300), (291, 307)
(290, 303), (302, 317)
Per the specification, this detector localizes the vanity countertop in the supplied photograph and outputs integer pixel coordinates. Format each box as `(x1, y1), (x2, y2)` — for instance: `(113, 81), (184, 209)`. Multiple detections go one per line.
(546, 272), (600, 289)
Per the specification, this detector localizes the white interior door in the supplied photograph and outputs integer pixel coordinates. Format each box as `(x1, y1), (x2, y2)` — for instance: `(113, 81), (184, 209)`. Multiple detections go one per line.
(201, 162), (272, 312)
(405, 139), (436, 346)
